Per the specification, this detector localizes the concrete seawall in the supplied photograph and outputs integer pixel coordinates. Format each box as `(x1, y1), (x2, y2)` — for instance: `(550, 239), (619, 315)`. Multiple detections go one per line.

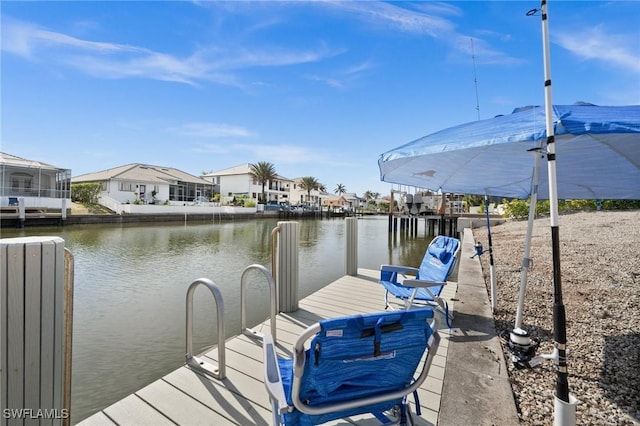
(439, 227), (519, 425)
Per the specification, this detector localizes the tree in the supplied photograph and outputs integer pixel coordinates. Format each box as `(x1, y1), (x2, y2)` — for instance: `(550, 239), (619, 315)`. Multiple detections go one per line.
(299, 176), (320, 205)
(249, 162), (277, 203)
(334, 183), (347, 195)
(363, 190), (379, 201)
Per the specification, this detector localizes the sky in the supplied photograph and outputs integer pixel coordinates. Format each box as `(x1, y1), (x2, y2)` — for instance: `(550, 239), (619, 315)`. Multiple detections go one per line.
(2, 1), (639, 198)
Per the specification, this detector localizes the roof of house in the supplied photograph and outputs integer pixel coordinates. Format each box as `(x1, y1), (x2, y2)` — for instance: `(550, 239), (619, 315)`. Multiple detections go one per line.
(323, 195), (347, 206)
(0, 152), (68, 172)
(205, 163), (291, 181)
(343, 192), (364, 201)
(71, 163), (213, 185)
(204, 163), (251, 177)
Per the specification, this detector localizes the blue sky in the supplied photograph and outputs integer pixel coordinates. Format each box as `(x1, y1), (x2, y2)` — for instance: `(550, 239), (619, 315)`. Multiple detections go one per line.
(2, 1), (638, 197)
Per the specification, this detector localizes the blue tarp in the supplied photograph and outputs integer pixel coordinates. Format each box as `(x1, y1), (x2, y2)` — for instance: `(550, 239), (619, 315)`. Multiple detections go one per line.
(378, 104), (640, 199)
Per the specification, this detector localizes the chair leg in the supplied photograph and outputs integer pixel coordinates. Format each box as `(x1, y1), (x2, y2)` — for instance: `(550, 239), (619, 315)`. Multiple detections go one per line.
(271, 401), (282, 425)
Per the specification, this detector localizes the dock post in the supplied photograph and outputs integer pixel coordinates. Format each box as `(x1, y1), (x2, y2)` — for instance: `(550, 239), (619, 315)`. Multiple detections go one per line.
(61, 198), (67, 225)
(1, 236), (73, 426)
(345, 217), (358, 276)
(277, 221), (299, 312)
(18, 197), (26, 228)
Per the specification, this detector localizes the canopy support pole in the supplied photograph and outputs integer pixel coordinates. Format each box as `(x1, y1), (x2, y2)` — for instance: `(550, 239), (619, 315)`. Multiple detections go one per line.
(516, 151), (542, 330)
(506, 149), (543, 367)
(484, 193), (497, 312)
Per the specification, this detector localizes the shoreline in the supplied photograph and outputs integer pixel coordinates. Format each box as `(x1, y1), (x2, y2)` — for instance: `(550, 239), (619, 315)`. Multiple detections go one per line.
(477, 210), (639, 425)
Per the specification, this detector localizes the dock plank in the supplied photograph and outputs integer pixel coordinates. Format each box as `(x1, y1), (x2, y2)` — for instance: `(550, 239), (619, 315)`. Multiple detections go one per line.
(75, 411), (117, 426)
(136, 379), (233, 425)
(163, 367), (271, 425)
(103, 394), (173, 425)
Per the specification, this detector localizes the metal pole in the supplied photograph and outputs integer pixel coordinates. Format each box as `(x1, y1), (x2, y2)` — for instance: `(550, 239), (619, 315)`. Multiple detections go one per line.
(514, 151), (542, 330)
(507, 150), (543, 368)
(484, 193), (497, 312)
(539, 2), (575, 423)
(345, 217), (358, 276)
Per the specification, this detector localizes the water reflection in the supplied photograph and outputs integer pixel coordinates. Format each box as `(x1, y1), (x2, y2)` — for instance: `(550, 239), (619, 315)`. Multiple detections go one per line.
(1, 216), (433, 423)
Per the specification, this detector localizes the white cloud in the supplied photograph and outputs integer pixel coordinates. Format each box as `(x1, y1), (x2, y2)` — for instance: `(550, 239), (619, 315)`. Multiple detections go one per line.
(555, 25), (640, 72)
(168, 123), (255, 138)
(1, 16), (344, 86)
(318, 1), (519, 66)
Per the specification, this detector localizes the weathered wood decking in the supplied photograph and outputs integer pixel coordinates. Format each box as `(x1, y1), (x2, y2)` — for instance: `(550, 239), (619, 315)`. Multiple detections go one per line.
(76, 268), (456, 426)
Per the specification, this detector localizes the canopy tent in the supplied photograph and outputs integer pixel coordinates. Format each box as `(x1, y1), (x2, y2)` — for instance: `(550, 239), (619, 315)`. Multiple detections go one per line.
(379, 104), (640, 200)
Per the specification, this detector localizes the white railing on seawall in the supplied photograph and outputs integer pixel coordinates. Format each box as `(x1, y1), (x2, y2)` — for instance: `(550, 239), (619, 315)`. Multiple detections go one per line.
(119, 203), (256, 215)
(98, 195), (123, 214)
(98, 196), (257, 216)
(2, 196), (71, 209)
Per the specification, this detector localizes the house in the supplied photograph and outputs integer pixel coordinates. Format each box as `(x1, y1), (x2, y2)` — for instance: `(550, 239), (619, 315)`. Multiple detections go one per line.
(290, 178), (324, 207)
(322, 194), (349, 211)
(203, 164), (292, 204)
(0, 152), (71, 209)
(71, 163), (216, 207)
(342, 193), (366, 211)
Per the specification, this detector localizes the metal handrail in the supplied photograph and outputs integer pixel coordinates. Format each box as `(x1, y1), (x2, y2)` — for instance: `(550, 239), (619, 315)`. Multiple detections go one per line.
(185, 278), (226, 380)
(240, 264), (278, 342)
(270, 225), (280, 283)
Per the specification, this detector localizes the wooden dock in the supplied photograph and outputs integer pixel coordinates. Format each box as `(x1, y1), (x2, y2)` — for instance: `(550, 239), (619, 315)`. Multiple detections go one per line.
(77, 268), (456, 426)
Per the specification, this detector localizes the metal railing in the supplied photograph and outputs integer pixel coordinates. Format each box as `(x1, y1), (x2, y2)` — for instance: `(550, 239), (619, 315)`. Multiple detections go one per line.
(240, 264), (277, 343)
(0, 186), (70, 198)
(185, 278), (226, 380)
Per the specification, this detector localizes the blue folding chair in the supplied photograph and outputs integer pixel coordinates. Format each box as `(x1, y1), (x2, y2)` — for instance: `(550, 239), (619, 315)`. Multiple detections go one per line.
(263, 308), (440, 426)
(379, 235), (460, 322)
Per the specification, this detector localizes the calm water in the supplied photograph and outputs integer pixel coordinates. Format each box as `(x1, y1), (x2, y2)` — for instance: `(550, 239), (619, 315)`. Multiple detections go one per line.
(1, 216), (433, 423)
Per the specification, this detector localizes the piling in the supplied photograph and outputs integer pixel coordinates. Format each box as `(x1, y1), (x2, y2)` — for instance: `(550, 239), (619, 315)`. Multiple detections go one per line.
(345, 217), (358, 276)
(276, 221), (299, 312)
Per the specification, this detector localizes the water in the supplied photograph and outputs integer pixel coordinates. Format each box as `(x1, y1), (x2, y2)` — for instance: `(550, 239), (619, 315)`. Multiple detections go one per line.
(1, 216), (432, 423)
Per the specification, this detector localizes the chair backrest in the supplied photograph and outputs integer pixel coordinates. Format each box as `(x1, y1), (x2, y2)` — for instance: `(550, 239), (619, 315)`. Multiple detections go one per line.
(288, 308), (437, 424)
(417, 235), (460, 283)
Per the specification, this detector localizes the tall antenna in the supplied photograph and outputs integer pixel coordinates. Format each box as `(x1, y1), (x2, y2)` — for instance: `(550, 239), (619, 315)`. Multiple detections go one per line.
(471, 38), (481, 120)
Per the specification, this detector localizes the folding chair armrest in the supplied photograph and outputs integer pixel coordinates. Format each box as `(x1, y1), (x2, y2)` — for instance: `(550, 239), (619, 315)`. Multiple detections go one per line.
(402, 278), (446, 288)
(380, 264), (419, 275)
(263, 333), (288, 414)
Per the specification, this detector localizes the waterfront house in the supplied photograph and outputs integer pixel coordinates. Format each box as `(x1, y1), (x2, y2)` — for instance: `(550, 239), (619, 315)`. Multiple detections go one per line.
(0, 152), (71, 209)
(322, 194), (349, 211)
(71, 163), (216, 208)
(203, 164), (293, 204)
(290, 177), (324, 207)
(343, 192), (366, 211)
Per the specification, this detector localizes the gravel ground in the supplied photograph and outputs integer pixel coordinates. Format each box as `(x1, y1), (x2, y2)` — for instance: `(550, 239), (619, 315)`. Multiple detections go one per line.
(476, 210), (639, 425)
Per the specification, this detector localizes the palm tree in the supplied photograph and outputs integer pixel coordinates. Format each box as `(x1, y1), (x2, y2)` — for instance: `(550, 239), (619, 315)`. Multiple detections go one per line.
(364, 191), (380, 210)
(334, 183), (347, 195)
(363, 190), (378, 201)
(249, 162), (277, 204)
(299, 176), (320, 206)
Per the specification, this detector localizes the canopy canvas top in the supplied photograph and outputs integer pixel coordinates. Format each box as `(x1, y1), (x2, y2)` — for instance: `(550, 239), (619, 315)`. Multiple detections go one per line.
(378, 104), (640, 200)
